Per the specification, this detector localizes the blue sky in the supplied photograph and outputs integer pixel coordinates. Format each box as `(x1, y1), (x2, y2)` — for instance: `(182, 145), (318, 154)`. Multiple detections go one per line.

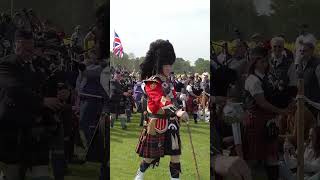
(110, 0), (210, 64)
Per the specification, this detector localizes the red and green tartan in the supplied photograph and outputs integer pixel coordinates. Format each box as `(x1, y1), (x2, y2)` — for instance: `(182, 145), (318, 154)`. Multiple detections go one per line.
(136, 128), (166, 158)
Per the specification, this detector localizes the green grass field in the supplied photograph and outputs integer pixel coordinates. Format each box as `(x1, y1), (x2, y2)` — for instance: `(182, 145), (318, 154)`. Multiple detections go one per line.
(0, 162), (100, 180)
(65, 163), (100, 180)
(110, 114), (210, 180)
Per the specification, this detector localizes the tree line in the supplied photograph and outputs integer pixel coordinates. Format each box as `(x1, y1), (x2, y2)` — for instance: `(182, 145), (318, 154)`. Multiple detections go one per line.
(0, 0), (105, 34)
(212, 0), (320, 42)
(110, 52), (210, 74)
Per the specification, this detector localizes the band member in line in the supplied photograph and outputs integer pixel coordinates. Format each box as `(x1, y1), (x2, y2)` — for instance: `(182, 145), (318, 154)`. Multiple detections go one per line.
(134, 39), (188, 180)
(186, 75), (202, 123)
(110, 71), (131, 129)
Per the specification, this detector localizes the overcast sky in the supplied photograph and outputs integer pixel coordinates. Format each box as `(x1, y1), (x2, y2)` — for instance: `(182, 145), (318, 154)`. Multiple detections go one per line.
(253, 0), (273, 15)
(110, 0), (210, 64)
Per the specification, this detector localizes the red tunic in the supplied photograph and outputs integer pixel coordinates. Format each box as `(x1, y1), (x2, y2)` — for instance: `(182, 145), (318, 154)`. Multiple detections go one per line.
(136, 75), (181, 159)
(144, 76), (178, 133)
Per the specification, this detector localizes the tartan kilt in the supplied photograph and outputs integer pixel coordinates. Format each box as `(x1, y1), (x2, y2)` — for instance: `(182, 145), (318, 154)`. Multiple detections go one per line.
(109, 102), (125, 114)
(187, 96), (198, 113)
(136, 119), (181, 158)
(243, 108), (278, 161)
(0, 128), (50, 165)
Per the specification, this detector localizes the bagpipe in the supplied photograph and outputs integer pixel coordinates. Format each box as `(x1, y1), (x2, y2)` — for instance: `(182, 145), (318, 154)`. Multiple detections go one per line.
(211, 40), (238, 96)
(211, 28), (250, 66)
(210, 30), (249, 156)
(211, 41), (230, 66)
(268, 83), (297, 109)
(12, 8), (43, 33)
(127, 84), (137, 112)
(267, 60), (298, 109)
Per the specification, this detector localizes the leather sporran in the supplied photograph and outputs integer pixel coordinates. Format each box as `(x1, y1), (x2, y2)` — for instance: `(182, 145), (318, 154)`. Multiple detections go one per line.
(264, 119), (279, 142)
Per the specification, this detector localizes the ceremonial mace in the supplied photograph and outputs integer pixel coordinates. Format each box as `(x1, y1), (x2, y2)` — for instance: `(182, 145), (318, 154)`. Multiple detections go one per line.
(180, 93), (201, 180)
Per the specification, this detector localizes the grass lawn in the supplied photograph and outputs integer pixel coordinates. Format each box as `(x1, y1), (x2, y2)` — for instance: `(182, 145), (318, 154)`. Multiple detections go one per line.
(110, 113), (210, 180)
(1, 161), (100, 180)
(65, 163), (100, 180)
(0, 146), (101, 180)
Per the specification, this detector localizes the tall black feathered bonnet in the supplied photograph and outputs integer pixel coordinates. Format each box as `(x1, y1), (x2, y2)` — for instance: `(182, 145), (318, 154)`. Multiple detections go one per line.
(140, 39), (176, 80)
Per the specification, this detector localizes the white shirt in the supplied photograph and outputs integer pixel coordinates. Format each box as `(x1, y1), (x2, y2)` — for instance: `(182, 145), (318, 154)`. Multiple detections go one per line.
(244, 70), (265, 97)
(186, 85), (193, 93)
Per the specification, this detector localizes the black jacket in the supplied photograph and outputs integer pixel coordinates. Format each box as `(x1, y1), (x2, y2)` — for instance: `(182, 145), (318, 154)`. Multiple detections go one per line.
(110, 79), (125, 103)
(0, 54), (45, 128)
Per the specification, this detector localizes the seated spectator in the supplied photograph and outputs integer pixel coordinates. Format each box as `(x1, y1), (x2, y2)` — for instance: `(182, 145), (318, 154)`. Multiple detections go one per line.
(279, 127), (320, 180)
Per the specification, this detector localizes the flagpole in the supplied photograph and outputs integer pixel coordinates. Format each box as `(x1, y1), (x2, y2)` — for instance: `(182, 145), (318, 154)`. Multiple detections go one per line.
(112, 55), (115, 67)
(112, 29), (115, 67)
(112, 30), (124, 67)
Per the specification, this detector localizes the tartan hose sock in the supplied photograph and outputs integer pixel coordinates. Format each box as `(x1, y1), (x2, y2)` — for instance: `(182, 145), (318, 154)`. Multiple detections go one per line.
(139, 160), (151, 173)
(169, 162), (181, 178)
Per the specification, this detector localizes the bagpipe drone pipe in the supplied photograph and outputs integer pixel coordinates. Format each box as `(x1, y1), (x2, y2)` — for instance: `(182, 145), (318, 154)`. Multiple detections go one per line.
(210, 38), (246, 154)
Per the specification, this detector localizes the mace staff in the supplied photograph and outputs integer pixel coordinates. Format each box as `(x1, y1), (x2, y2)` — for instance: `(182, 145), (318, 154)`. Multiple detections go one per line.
(180, 94), (201, 180)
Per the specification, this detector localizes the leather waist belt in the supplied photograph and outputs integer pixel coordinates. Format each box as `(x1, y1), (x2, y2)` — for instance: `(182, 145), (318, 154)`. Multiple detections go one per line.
(148, 113), (168, 119)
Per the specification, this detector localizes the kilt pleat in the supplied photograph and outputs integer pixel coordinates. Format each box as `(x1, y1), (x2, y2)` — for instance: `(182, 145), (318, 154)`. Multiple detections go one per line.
(136, 129), (165, 158)
(136, 119), (181, 158)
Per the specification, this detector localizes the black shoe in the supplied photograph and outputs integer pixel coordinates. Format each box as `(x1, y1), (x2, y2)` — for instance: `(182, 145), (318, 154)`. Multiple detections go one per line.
(122, 125), (127, 130)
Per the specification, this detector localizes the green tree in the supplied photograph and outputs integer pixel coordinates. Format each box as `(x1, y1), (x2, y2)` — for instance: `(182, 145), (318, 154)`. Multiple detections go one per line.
(211, 0), (258, 41)
(172, 58), (193, 74)
(0, 0), (97, 34)
(128, 53), (135, 60)
(194, 58), (210, 74)
(110, 53), (208, 75)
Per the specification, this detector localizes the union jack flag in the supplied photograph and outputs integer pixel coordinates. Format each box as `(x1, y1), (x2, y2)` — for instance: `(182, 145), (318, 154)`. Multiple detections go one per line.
(113, 31), (123, 58)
